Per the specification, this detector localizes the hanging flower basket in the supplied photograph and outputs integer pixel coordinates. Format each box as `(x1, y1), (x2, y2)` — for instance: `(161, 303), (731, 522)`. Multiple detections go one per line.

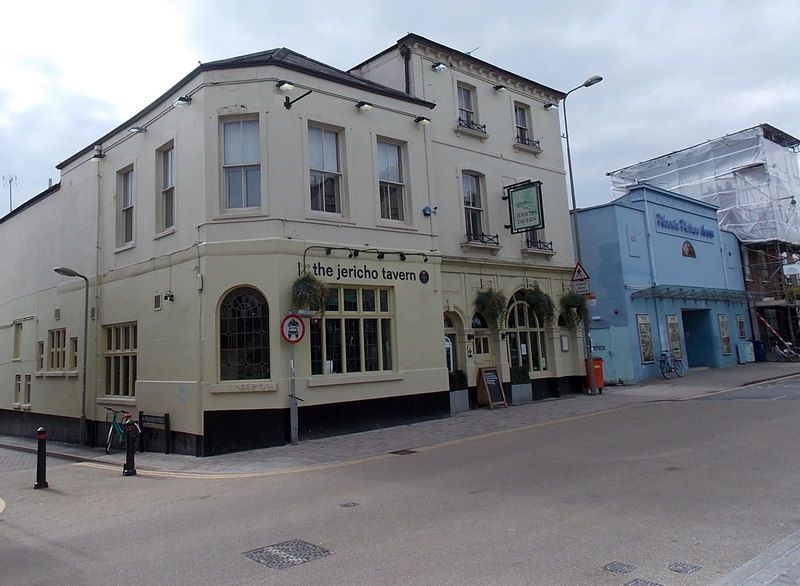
(474, 287), (507, 328)
(292, 272), (328, 315)
(559, 291), (588, 328)
(523, 285), (555, 325)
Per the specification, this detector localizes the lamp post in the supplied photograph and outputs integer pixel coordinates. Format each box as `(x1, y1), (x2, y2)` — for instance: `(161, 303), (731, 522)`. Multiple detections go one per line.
(561, 75), (603, 395)
(54, 266), (90, 445)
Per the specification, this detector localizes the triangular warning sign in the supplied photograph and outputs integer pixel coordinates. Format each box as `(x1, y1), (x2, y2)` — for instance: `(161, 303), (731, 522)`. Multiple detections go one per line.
(571, 262), (590, 281)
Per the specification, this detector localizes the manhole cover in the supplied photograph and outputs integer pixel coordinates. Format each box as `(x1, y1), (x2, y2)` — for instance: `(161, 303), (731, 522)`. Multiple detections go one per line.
(668, 562), (701, 574)
(604, 561), (636, 574)
(624, 580), (662, 586)
(244, 539), (331, 570)
(389, 449), (417, 455)
(339, 502), (360, 508)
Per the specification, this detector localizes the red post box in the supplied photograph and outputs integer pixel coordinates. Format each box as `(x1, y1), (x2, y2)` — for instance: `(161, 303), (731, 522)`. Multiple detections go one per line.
(585, 357), (604, 393)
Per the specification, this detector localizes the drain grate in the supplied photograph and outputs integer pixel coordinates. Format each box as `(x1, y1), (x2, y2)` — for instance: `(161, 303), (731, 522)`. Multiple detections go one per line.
(603, 561), (636, 574)
(339, 502), (360, 508)
(624, 580), (662, 586)
(668, 562), (701, 574)
(244, 539), (331, 570)
(389, 449), (417, 455)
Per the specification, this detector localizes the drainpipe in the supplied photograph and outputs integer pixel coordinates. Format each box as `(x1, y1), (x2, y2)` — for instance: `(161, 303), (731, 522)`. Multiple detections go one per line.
(400, 45), (411, 95)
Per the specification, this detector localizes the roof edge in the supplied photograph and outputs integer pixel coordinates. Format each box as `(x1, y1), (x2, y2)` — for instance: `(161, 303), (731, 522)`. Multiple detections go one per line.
(0, 182), (61, 226)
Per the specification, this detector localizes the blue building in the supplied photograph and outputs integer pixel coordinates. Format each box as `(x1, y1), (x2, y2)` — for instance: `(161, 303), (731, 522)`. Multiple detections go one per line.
(576, 185), (751, 383)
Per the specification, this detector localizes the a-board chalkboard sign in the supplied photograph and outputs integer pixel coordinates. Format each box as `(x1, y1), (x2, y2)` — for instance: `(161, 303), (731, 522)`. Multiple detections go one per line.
(477, 367), (507, 409)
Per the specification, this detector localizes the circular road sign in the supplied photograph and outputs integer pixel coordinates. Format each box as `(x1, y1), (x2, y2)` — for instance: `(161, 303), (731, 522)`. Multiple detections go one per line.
(281, 314), (306, 344)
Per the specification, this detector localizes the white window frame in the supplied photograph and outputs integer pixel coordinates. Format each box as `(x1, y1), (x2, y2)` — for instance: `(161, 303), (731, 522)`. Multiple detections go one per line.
(36, 341), (44, 372)
(14, 374), (22, 404)
(47, 328), (66, 371)
(222, 118), (261, 211)
(308, 124), (344, 215)
(117, 166), (135, 247)
(12, 322), (22, 360)
(156, 141), (176, 235)
(24, 374), (31, 404)
(462, 171), (485, 241)
(103, 322), (137, 397)
(514, 102), (531, 142)
(69, 336), (79, 371)
(457, 83), (476, 124)
(377, 138), (406, 222)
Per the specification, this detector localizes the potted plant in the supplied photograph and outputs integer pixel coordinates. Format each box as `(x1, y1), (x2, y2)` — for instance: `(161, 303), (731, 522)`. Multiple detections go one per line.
(291, 272), (328, 314)
(509, 365), (532, 404)
(448, 369), (469, 414)
(524, 285), (555, 325)
(559, 291), (588, 328)
(474, 287), (507, 328)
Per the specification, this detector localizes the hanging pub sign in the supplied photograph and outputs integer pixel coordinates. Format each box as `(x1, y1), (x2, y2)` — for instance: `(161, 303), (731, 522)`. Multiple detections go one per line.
(504, 180), (544, 234)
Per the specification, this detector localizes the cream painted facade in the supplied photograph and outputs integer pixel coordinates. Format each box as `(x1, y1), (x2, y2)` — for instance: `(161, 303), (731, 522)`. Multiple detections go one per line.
(0, 35), (584, 455)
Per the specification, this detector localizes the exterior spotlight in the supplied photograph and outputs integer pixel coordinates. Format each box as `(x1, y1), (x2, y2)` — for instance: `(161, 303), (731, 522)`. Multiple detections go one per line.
(399, 252), (407, 261)
(128, 126), (146, 134)
(423, 255), (429, 262)
(415, 116), (431, 126)
(355, 101), (373, 111)
(89, 145), (104, 161)
(352, 250), (359, 258)
(276, 80), (295, 92)
(325, 247), (332, 255)
(173, 96), (192, 107)
(377, 252), (385, 260)
(431, 62), (447, 71)
(544, 103), (557, 110)
(493, 84), (507, 91)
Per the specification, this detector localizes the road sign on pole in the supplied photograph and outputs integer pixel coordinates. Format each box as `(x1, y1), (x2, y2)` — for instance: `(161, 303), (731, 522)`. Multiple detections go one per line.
(571, 262), (590, 282)
(572, 280), (590, 294)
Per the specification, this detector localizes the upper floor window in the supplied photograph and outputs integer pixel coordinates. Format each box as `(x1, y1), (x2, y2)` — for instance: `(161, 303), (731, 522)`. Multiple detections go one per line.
(117, 167), (135, 246)
(219, 287), (270, 381)
(525, 229), (554, 253)
(463, 172), (484, 241)
(458, 84), (475, 124)
(378, 139), (405, 221)
(309, 126), (342, 213)
(223, 119), (260, 210)
(12, 322), (22, 360)
(157, 143), (175, 232)
(514, 104), (530, 141)
(48, 328), (66, 370)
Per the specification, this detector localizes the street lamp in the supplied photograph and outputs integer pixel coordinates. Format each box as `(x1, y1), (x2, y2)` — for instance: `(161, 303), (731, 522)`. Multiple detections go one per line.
(561, 75), (603, 395)
(54, 266), (90, 445)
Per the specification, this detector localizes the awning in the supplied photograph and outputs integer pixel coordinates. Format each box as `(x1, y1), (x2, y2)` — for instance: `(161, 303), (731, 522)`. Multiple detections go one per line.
(630, 284), (748, 303)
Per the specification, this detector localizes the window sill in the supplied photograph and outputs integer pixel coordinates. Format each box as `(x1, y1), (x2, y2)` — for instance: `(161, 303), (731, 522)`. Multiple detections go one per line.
(114, 242), (136, 254)
(35, 371), (44, 378)
(11, 402), (20, 410)
(513, 142), (543, 156)
(306, 211), (354, 224)
(154, 227), (177, 240)
(461, 240), (501, 254)
(97, 397), (136, 406)
(307, 371), (404, 388)
(522, 246), (556, 257)
(20, 403), (31, 411)
(66, 371), (79, 377)
(42, 371), (67, 377)
(454, 126), (489, 142)
(216, 207), (265, 220)
(375, 219), (417, 232)
(209, 381), (278, 393)
(11, 358), (21, 363)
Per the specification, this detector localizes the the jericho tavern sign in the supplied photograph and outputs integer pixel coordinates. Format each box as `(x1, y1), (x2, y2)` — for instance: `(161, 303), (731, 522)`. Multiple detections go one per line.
(504, 180), (545, 234)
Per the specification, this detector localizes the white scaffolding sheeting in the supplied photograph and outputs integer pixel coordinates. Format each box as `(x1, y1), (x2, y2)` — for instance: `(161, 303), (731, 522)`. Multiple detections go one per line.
(609, 125), (800, 244)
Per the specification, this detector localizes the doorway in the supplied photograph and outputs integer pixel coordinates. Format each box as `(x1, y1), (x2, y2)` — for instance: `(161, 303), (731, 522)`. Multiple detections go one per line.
(681, 309), (712, 367)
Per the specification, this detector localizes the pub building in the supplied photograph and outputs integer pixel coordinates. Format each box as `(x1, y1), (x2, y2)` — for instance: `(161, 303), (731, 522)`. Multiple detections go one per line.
(0, 35), (587, 455)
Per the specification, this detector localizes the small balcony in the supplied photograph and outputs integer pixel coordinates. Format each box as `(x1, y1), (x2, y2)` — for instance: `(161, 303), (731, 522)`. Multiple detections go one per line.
(514, 134), (542, 155)
(455, 117), (489, 141)
(522, 239), (555, 256)
(462, 232), (501, 253)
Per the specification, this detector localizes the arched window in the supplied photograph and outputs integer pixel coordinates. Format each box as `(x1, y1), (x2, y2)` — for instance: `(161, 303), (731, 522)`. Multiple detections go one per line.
(220, 287), (270, 380)
(506, 290), (548, 372)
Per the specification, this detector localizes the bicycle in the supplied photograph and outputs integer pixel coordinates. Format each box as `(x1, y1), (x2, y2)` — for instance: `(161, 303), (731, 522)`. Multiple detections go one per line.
(105, 407), (141, 454)
(767, 343), (800, 362)
(658, 349), (686, 379)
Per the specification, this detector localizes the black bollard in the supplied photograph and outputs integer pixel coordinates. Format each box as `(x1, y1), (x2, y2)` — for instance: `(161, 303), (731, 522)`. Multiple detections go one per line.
(34, 427), (48, 489)
(122, 419), (137, 477)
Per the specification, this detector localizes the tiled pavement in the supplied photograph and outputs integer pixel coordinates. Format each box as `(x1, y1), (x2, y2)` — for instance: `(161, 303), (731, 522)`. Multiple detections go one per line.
(4, 361), (800, 584)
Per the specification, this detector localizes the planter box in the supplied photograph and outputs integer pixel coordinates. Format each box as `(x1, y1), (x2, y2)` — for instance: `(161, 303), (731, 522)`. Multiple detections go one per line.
(449, 389), (469, 414)
(509, 382), (532, 405)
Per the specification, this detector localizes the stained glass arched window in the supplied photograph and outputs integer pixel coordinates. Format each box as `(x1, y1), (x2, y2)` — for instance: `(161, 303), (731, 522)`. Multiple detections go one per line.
(506, 290), (548, 372)
(220, 287), (270, 380)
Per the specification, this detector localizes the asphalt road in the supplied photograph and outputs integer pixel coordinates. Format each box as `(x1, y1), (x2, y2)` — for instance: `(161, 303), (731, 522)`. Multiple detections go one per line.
(3, 379), (800, 585)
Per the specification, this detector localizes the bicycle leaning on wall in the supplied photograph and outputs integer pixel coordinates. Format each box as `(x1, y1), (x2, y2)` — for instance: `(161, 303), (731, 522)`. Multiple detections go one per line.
(767, 341), (800, 363)
(658, 349), (686, 379)
(105, 407), (141, 454)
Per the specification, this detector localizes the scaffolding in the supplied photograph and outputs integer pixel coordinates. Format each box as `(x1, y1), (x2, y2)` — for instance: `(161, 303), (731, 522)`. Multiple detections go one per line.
(609, 124), (800, 245)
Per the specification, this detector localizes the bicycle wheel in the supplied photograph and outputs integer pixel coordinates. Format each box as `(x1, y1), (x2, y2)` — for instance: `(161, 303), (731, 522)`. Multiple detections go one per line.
(673, 359), (686, 377)
(659, 360), (672, 379)
(105, 426), (115, 454)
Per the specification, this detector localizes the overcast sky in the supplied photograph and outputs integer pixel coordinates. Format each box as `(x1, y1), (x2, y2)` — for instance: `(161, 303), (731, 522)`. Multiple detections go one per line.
(2, 0), (798, 217)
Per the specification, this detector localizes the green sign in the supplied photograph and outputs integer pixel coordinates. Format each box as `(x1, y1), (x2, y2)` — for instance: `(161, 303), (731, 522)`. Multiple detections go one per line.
(505, 181), (544, 233)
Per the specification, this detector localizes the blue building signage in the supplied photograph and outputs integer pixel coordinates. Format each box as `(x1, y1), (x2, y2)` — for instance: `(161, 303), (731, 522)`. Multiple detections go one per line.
(655, 212), (715, 241)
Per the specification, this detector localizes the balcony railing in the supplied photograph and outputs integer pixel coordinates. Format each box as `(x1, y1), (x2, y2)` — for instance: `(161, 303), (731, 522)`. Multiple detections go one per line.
(525, 239), (554, 252)
(466, 232), (500, 245)
(516, 135), (541, 149)
(457, 117), (487, 134)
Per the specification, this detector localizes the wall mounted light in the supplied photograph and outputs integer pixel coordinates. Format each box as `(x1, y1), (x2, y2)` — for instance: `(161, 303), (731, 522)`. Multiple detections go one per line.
(415, 116), (431, 126)
(355, 101), (373, 111)
(325, 247), (332, 255)
(276, 80), (295, 92)
(128, 126), (146, 134)
(493, 84), (507, 92)
(431, 62), (447, 72)
(422, 206), (437, 216)
(423, 254), (429, 262)
(89, 145), (104, 161)
(377, 252), (385, 260)
(173, 96), (192, 108)
(348, 249), (360, 259)
(399, 252), (407, 261)
(544, 102), (557, 110)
